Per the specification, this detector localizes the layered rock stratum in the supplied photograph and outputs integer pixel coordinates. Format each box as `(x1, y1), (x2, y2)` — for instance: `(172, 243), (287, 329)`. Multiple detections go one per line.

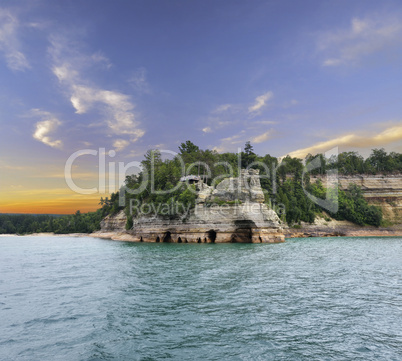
(95, 172), (402, 242)
(311, 174), (402, 224)
(100, 169), (285, 243)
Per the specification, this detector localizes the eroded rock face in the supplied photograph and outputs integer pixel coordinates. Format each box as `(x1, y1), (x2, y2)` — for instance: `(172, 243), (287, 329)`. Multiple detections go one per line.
(128, 201), (284, 244)
(101, 210), (127, 231)
(311, 174), (402, 224)
(207, 169), (265, 203)
(101, 169), (284, 243)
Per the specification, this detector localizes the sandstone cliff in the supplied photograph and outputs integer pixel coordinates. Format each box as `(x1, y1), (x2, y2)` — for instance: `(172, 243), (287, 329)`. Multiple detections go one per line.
(283, 217), (402, 238)
(311, 174), (402, 224)
(98, 173), (402, 242)
(100, 169), (284, 243)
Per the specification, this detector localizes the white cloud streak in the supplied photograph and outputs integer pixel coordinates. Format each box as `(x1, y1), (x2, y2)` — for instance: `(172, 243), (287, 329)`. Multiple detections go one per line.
(248, 91), (273, 113)
(49, 36), (144, 143)
(212, 104), (233, 113)
(113, 139), (130, 152)
(212, 131), (246, 153)
(212, 130), (273, 153)
(0, 8), (30, 71)
(318, 16), (402, 66)
(32, 109), (63, 148)
(203, 93), (276, 134)
(251, 130), (273, 144)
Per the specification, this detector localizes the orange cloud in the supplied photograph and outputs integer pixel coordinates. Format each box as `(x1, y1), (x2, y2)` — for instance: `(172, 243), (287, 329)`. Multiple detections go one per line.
(287, 124), (402, 159)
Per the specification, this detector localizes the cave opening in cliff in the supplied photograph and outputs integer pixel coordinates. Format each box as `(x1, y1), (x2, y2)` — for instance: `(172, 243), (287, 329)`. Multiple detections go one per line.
(156, 236), (160, 242)
(178, 237), (182, 243)
(140, 236), (143, 242)
(197, 238), (201, 243)
(230, 230), (252, 243)
(232, 220), (255, 243)
(163, 231), (172, 243)
(207, 230), (217, 243)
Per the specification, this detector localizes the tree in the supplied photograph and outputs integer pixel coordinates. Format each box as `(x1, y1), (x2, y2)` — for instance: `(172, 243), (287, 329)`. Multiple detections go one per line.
(364, 205), (382, 227)
(367, 148), (389, 172)
(179, 140), (199, 155)
(242, 141), (257, 168)
(142, 149), (162, 175)
(244, 141), (254, 155)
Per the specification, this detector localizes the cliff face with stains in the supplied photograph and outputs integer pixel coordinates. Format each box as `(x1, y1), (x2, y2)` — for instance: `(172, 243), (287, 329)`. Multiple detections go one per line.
(101, 169), (285, 243)
(311, 174), (402, 224)
(99, 173), (402, 242)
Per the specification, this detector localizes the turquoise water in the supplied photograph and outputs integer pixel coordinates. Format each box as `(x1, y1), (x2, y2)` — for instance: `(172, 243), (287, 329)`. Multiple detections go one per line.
(0, 236), (401, 360)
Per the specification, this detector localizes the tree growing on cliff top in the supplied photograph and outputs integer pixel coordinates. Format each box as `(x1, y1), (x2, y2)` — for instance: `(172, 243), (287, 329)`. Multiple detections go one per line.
(241, 141), (257, 168)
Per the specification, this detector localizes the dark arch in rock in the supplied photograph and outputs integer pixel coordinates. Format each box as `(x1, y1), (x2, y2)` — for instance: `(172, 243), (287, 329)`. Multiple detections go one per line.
(197, 238), (201, 243)
(207, 230), (217, 243)
(156, 236), (160, 242)
(178, 237), (182, 243)
(140, 236), (143, 242)
(163, 231), (172, 243)
(232, 220), (256, 243)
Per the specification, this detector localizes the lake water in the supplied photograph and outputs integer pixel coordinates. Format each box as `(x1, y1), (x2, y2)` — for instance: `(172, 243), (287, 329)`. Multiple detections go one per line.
(0, 236), (401, 360)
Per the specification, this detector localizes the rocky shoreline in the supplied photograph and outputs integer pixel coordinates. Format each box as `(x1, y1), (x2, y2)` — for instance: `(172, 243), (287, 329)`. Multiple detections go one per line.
(284, 227), (402, 238)
(1, 227), (401, 241)
(283, 218), (402, 238)
(95, 211), (402, 242)
(90, 226), (402, 242)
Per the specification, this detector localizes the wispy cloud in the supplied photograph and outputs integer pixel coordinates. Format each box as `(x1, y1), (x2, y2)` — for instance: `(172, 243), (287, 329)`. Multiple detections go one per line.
(212, 104), (233, 113)
(31, 109), (63, 149)
(248, 91), (273, 113)
(252, 120), (277, 125)
(251, 130), (273, 144)
(128, 67), (151, 94)
(49, 35), (145, 143)
(287, 124), (402, 158)
(213, 128), (274, 152)
(318, 16), (402, 67)
(0, 159), (27, 171)
(69, 84), (144, 141)
(202, 92), (276, 135)
(212, 126), (275, 152)
(113, 139), (130, 152)
(212, 131), (246, 153)
(91, 51), (112, 69)
(0, 8), (30, 71)
(201, 117), (235, 134)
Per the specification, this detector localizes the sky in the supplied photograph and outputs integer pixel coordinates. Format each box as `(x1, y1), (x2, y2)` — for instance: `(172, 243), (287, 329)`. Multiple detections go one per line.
(1, 0), (402, 214)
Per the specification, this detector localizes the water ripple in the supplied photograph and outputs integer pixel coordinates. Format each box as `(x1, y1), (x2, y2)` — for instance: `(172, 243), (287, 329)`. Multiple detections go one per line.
(0, 236), (401, 360)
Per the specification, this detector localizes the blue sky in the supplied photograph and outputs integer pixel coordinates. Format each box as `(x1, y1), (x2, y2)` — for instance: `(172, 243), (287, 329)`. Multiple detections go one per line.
(1, 0), (402, 213)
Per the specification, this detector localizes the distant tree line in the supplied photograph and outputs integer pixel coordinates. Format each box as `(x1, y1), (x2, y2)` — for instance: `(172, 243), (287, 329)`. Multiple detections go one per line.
(305, 148), (402, 175)
(0, 210), (104, 235)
